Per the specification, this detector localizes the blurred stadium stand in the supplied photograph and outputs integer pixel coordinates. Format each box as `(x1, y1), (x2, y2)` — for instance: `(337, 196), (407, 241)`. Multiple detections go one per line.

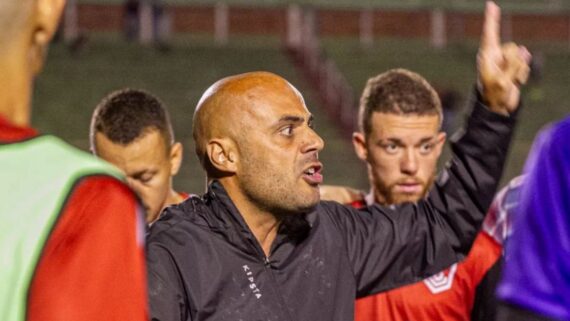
(40, 0), (569, 193)
(34, 36), (370, 193)
(76, 0), (570, 11)
(65, 1), (570, 40)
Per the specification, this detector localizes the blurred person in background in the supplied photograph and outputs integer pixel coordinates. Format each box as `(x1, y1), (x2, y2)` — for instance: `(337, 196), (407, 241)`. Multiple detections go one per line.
(320, 3), (530, 320)
(496, 115), (570, 321)
(145, 2), (531, 320)
(0, 1), (147, 320)
(124, 0), (140, 41)
(321, 67), (522, 321)
(150, 0), (169, 50)
(90, 88), (187, 224)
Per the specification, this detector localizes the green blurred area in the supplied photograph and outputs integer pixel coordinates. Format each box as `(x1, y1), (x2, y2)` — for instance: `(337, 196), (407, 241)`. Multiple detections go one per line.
(33, 34), (368, 194)
(33, 34), (569, 195)
(322, 37), (570, 185)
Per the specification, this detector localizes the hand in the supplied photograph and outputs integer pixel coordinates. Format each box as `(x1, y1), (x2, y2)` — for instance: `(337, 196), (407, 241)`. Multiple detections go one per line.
(477, 1), (532, 115)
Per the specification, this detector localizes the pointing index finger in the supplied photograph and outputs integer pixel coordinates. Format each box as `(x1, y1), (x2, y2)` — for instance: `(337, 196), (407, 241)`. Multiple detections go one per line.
(481, 1), (501, 51)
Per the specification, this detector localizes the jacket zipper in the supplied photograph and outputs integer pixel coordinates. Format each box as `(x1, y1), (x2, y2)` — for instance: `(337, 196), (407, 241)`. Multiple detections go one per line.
(243, 234), (295, 320)
(262, 254), (295, 321)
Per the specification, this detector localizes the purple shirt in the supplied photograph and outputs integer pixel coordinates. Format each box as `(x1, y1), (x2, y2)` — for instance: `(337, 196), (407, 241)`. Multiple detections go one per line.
(497, 116), (570, 320)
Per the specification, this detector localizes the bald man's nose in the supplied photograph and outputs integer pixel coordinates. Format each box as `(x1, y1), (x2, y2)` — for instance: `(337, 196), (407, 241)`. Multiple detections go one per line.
(302, 128), (324, 154)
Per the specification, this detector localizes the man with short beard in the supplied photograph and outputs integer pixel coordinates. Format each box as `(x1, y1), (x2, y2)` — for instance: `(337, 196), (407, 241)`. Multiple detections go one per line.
(353, 69), (446, 207)
(146, 3), (530, 320)
(321, 67), (516, 321)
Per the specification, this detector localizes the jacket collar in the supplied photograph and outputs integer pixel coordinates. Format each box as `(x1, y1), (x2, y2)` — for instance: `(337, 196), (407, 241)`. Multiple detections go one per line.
(0, 115), (38, 143)
(205, 180), (252, 233)
(202, 180), (315, 258)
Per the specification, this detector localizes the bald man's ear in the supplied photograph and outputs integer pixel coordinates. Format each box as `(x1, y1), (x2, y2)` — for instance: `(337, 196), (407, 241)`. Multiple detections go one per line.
(206, 139), (237, 174)
(36, 0), (65, 43)
(31, 0), (65, 74)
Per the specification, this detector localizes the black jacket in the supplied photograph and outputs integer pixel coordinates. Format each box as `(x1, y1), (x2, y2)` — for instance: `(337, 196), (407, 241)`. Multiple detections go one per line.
(146, 95), (517, 321)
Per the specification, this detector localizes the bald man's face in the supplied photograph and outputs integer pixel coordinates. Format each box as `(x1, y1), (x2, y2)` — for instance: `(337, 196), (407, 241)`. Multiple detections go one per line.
(232, 82), (325, 215)
(0, 0), (65, 126)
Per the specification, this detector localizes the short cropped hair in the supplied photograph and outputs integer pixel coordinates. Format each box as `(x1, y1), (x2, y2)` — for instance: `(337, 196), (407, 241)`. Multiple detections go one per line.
(90, 88), (174, 151)
(358, 69), (442, 137)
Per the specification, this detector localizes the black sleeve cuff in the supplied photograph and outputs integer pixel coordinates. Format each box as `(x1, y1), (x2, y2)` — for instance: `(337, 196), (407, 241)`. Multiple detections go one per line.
(450, 87), (519, 157)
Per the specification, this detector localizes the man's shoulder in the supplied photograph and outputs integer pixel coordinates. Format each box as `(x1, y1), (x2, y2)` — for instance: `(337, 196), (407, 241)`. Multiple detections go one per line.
(2, 135), (121, 178)
(1, 135), (128, 217)
(483, 175), (524, 244)
(147, 195), (213, 242)
(317, 200), (356, 216)
(0, 116), (38, 143)
(317, 199), (396, 218)
(71, 175), (132, 201)
(315, 200), (381, 228)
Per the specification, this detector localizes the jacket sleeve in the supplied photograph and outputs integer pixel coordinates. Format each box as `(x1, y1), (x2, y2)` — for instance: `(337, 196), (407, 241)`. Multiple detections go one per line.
(471, 177), (522, 321)
(471, 258), (502, 321)
(326, 91), (518, 297)
(496, 304), (559, 321)
(147, 240), (192, 321)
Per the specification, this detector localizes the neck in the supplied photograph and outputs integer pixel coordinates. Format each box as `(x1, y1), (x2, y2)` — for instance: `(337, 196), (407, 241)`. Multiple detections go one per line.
(365, 190), (376, 206)
(220, 178), (280, 257)
(245, 209), (280, 257)
(368, 186), (388, 206)
(166, 188), (184, 205)
(0, 54), (33, 127)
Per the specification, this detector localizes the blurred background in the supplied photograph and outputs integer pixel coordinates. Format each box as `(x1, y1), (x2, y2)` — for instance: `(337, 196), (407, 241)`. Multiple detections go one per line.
(34, 0), (570, 194)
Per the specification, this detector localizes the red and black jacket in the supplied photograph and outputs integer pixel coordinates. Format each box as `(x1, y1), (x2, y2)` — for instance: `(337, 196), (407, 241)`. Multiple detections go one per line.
(146, 92), (518, 321)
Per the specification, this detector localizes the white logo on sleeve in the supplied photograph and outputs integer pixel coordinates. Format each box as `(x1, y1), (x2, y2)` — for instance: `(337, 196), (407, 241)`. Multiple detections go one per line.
(242, 265), (262, 299)
(423, 263), (458, 294)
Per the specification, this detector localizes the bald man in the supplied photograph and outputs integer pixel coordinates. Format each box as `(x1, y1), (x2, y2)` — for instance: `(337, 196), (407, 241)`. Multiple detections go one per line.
(146, 4), (530, 320)
(0, 1), (147, 320)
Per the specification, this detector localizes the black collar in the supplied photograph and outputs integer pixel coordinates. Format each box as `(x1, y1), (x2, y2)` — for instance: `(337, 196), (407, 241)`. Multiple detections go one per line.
(206, 180), (313, 251)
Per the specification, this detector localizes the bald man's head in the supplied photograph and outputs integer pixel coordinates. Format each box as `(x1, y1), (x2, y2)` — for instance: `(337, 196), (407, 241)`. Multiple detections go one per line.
(0, 1), (32, 53)
(0, 0), (65, 126)
(0, 0), (65, 61)
(193, 71), (305, 176)
(193, 71), (324, 216)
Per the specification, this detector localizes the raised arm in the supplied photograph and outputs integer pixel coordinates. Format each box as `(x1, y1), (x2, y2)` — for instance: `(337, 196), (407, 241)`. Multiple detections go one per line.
(477, 1), (531, 114)
(328, 1), (530, 297)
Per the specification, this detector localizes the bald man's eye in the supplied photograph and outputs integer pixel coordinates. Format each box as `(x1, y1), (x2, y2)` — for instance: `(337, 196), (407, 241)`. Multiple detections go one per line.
(279, 125), (294, 137)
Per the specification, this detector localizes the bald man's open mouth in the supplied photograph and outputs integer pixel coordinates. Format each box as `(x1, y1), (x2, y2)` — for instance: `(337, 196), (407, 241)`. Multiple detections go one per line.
(302, 163), (323, 186)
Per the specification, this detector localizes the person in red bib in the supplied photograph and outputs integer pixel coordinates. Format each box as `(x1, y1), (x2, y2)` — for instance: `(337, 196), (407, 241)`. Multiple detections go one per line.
(320, 4), (531, 321)
(0, 1), (148, 320)
(90, 88), (189, 224)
